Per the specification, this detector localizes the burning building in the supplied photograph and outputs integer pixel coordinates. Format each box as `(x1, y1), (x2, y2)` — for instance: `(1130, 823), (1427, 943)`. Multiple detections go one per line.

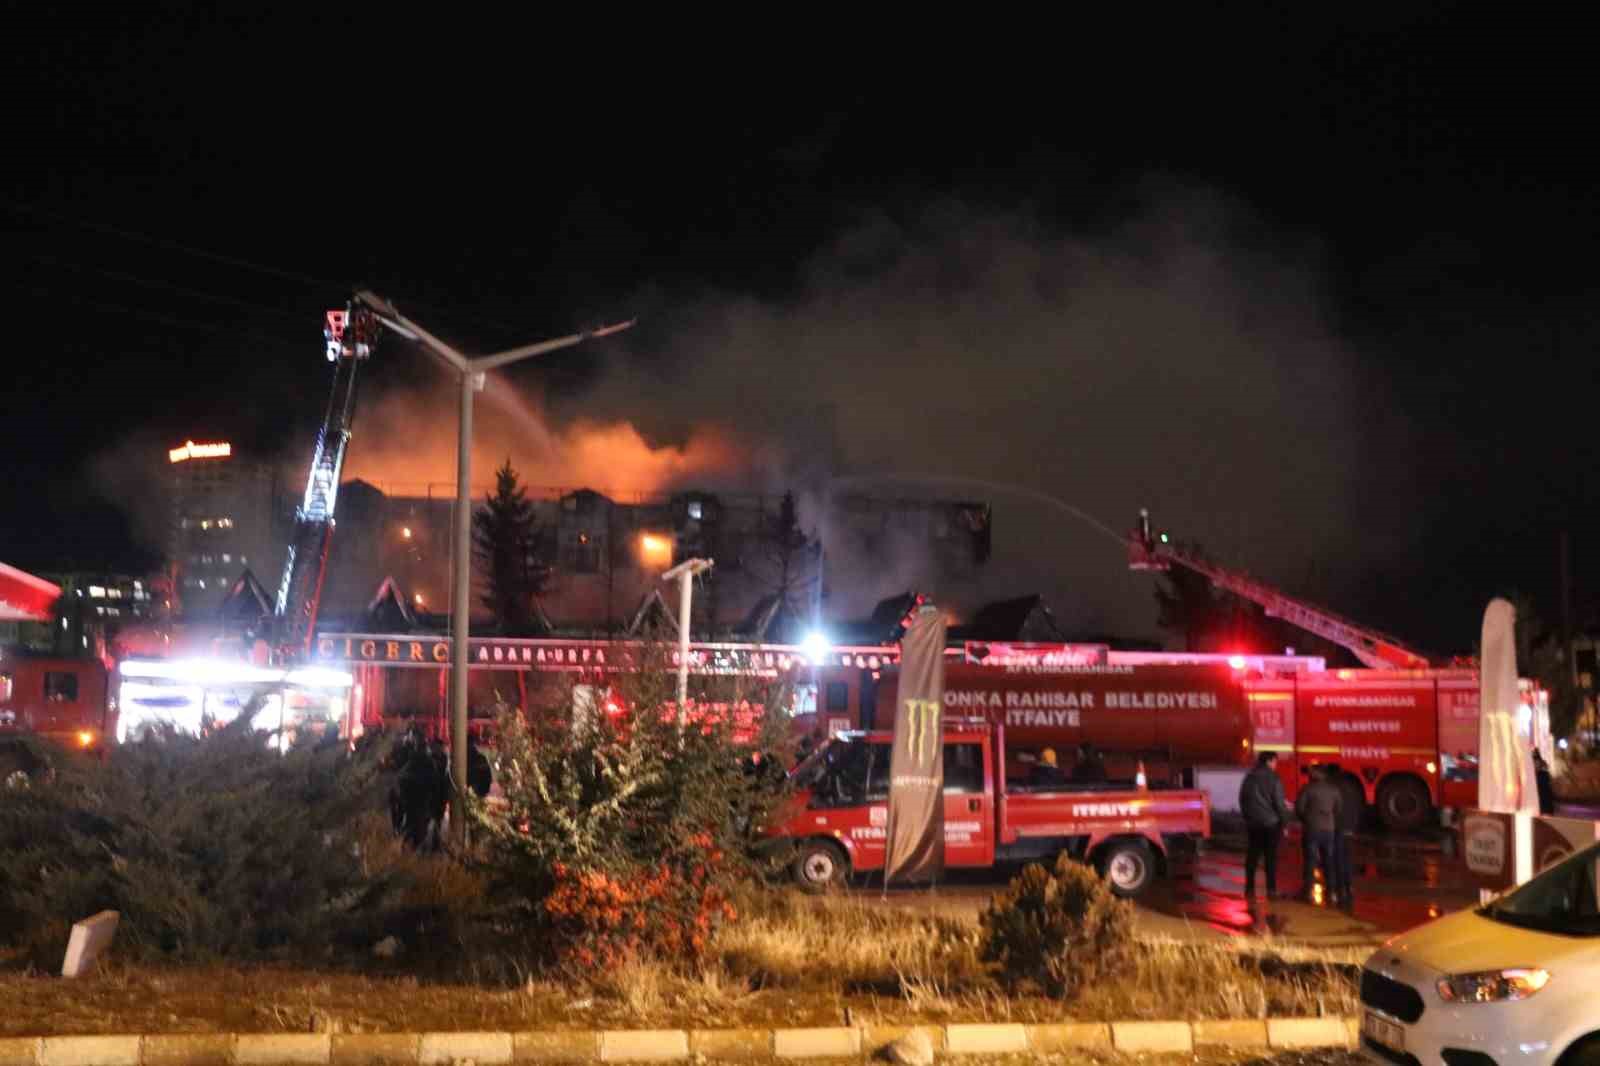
(313, 482), (993, 637)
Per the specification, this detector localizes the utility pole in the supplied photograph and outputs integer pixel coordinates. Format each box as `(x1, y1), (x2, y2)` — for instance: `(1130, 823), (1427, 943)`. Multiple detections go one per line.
(662, 557), (713, 725)
(356, 291), (633, 846)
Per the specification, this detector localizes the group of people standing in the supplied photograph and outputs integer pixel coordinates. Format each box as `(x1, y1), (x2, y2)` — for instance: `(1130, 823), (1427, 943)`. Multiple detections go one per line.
(387, 726), (494, 851)
(1238, 751), (1357, 907)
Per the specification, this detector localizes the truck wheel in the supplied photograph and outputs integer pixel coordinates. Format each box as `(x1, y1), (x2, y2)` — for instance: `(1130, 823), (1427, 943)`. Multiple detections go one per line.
(0, 742), (38, 789)
(1559, 1035), (1600, 1066)
(1098, 840), (1156, 897)
(791, 840), (848, 893)
(1377, 775), (1432, 833)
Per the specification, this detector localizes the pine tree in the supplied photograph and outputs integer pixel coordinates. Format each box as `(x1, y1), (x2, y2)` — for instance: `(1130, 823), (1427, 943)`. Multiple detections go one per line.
(0, 717), (400, 965)
(473, 460), (549, 636)
(748, 491), (821, 637)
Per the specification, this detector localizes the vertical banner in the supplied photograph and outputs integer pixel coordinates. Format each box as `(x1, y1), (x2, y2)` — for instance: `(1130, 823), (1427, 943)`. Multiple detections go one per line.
(1479, 598), (1537, 815)
(884, 606), (946, 886)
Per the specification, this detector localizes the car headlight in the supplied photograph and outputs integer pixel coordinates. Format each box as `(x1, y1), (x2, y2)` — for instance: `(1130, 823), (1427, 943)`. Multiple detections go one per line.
(1436, 968), (1550, 1003)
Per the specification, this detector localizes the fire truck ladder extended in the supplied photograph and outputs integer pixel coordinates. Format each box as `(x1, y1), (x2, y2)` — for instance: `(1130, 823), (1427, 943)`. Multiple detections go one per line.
(1128, 508), (1432, 669)
(274, 306), (382, 655)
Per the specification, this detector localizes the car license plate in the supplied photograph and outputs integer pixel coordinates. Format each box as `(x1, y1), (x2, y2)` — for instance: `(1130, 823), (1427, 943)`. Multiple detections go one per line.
(1362, 1011), (1405, 1051)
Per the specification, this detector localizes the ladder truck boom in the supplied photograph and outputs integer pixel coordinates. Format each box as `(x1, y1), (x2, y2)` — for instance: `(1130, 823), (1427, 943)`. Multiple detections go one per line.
(274, 306), (383, 657)
(1128, 508), (1432, 669)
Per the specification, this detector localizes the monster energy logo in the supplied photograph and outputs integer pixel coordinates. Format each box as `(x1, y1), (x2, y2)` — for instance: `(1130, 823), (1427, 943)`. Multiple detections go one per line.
(902, 698), (941, 762)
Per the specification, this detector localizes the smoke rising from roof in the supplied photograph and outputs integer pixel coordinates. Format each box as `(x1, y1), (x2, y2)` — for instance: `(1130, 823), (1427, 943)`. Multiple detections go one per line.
(544, 193), (1413, 639)
(85, 189), (1410, 642)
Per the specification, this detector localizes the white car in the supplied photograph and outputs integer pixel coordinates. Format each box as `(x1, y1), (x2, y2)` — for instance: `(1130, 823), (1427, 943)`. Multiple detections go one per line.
(1361, 840), (1600, 1066)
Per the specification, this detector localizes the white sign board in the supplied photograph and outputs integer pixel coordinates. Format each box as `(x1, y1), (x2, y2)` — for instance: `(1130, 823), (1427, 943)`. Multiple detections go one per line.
(61, 910), (119, 978)
(1463, 815), (1506, 877)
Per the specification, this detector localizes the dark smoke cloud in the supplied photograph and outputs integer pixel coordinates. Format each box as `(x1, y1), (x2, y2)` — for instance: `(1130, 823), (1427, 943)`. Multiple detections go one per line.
(546, 191), (1416, 639)
(80, 189), (1415, 644)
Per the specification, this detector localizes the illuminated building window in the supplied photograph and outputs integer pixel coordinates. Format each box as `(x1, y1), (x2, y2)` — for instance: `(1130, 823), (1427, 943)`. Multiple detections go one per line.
(222, 554), (231, 564)
(688, 501), (703, 520)
(0, 673), (11, 702)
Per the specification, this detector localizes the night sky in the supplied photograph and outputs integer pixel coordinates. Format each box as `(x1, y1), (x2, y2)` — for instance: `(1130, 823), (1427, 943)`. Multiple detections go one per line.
(4, 9), (1596, 654)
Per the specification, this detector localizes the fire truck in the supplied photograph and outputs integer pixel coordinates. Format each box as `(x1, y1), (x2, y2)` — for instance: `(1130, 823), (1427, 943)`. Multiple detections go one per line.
(1, 564), (117, 775)
(877, 662), (1253, 786)
(0, 649), (114, 777)
(770, 719), (1211, 896)
(1126, 510), (1553, 831)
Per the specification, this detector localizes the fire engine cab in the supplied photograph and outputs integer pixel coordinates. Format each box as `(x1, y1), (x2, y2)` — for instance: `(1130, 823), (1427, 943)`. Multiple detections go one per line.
(771, 720), (1211, 896)
(0, 649), (113, 777)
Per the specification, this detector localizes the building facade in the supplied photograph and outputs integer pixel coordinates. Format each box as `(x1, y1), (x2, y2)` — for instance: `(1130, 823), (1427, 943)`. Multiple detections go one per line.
(0, 571), (157, 656)
(316, 482), (993, 637)
(168, 441), (287, 616)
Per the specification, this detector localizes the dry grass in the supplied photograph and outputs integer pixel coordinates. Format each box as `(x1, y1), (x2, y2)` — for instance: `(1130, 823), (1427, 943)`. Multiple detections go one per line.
(0, 888), (1359, 1036)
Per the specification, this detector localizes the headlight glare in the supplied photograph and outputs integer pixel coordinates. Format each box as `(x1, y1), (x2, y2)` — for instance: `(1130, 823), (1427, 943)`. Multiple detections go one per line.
(1436, 968), (1550, 1003)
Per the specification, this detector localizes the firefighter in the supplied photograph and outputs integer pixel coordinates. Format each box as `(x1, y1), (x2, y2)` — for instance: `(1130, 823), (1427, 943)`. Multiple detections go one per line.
(1032, 748), (1066, 787)
(1069, 742), (1107, 784)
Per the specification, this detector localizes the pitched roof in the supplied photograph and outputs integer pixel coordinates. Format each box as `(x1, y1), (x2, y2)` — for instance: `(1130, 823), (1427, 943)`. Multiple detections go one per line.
(948, 595), (1064, 642)
(365, 576), (416, 631)
(626, 588), (678, 637)
(218, 568), (273, 624)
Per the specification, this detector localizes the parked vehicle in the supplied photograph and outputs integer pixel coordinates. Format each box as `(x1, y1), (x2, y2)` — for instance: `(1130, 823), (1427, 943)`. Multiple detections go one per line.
(878, 662), (1254, 786)
(769, 720), (1211, 897)
(1360, 840), (1600, 1066)
(0, 650), (112, 771)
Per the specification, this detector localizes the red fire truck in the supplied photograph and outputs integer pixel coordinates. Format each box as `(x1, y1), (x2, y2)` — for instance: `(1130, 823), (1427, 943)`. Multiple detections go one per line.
(1124, 511), (1554, 831)
(1243, 668), (1550, 832)
(0, 650), (114, 776)
(770, 720), (1211, 896)
(876, 662), (1253, 784)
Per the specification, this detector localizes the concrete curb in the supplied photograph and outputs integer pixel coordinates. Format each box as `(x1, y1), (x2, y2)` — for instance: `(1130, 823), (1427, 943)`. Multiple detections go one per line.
(0, 1018), (1361, 1062)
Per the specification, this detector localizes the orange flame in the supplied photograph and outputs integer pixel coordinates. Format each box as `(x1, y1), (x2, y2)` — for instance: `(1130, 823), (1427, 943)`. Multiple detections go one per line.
(342, 380), (750, 498)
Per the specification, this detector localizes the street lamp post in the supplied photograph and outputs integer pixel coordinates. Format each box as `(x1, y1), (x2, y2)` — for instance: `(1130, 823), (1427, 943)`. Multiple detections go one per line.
(356, 291), (634, 846)
(661, 557), (713, 726)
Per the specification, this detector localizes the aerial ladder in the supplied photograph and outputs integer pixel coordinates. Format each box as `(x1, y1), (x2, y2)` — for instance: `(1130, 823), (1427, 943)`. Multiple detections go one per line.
(1128, 508), (1433, 669)
(273, 305), (384, 657)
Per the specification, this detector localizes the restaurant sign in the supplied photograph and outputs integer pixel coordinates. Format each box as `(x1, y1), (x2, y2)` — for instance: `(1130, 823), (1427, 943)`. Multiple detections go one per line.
(315, 633), (869, 676)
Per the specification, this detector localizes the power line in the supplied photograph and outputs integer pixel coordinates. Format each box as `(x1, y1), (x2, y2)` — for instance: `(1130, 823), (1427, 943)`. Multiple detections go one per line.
(17, 286), (302, 347)
(25, 254), (308, 322)
(5, 200), (602, 342)
(3, 200), (349, 289)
